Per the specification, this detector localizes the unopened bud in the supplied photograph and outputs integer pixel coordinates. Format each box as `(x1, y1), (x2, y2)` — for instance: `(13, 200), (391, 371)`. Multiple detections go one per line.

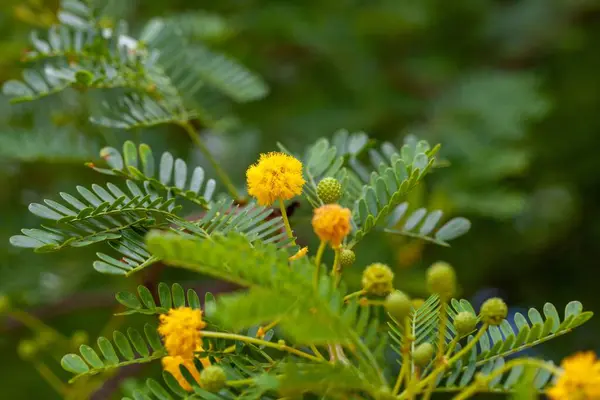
(426, 261), (456, 300)
(362, 263), (394, 296)
(480, 298), (508, 326)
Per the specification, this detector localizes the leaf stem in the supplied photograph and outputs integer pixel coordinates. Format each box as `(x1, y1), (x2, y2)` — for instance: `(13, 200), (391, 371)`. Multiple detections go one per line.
(200, 331), (323, 362)
(392, 317), (411, 394)
(331, 247), (341, 287)
(310, 344), (326, 360)
(343, 290), (366, 302)
(279, 199), (296, 245)
(34, 361), (68, 396)
(452, 358), (561, 400)
(179, 121), (240, 200)
(226, 377), (257, 387)
(313, 240), (327, 289)
(402, 324), (489, 398)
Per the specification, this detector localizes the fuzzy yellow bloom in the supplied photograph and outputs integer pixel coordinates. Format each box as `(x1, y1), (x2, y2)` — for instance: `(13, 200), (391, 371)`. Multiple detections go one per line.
(312, 204), (351, 247)
(158, 307), (206, 358)
(162, 355), (210, 391)
(246, 152), (305, 206)
(548, 352), (600, 399)
(289, 246), (308, 261)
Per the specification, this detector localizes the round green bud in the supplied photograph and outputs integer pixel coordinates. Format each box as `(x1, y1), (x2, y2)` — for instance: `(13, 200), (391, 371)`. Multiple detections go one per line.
(0, 295), (10, 314)
(385, 290), (412, 321)
(71, 330), (89, 347)
(453, 311), (477, 336)
(200, 365), (227, 393)
(18, 340), (38, 360)
(317, 177), (342, 204)
(413, 342), (434, 367)
(480, 297), (508, 326)
(426, 261), (456, 300)
(339, 248), (356, 268)
(362, 263), (394, 296)
(37, 330), (57, 348)
(411, 298), (425, 310)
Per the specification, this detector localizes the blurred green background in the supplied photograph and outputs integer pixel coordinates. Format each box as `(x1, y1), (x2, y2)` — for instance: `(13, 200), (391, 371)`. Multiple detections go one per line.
(2, 0), (600, 398)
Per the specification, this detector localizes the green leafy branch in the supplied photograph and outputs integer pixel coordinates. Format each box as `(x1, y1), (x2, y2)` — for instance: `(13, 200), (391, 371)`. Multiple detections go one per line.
(61, 324), (165, 382)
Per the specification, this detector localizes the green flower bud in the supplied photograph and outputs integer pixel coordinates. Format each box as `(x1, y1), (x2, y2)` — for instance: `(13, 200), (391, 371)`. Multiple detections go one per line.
(362, 263), (394, 296)
(0, 295), (10, 314)
(18, 340), (38, 360)
(385, 290), (412, 322)
(453, 311), (477, 336)
(411, 298), (425, 310)
(317, 177), (342, 204)
(200, 365), (227, 393)
(71, 330), (89, 347)
(426, 261), (456, 300)
(37, 330), (57, 348)
(413, 342), (434, 367)
(339, 248), (356, 268)
(480, 297), (508, 326)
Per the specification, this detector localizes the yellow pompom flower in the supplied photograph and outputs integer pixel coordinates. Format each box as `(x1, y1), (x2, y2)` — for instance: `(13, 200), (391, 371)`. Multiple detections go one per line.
(162, 355), (210, 392)
(246, 152), (305, 206)
(289, 247), (308, 261)
(548, 351), (600, 399)
(311, 204), (351, 248)
(158, 307), (206, 358)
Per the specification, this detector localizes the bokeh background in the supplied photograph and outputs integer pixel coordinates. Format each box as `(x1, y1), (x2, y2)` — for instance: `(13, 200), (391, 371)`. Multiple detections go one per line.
(1, 0), (600, 398)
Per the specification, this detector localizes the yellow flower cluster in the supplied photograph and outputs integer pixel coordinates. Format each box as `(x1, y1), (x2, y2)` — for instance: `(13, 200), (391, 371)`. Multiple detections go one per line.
(548, 351), (600, 399)
(246, 152), (305, 206)
(158, 307), (209, 391)
(311, 204), (351, 248)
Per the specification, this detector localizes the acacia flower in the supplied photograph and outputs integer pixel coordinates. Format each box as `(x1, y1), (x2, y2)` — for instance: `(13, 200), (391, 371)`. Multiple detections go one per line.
(289, 246), (308, 261)
(311, 204), (351, 247)
(162, 355), (210, 391)
(158, 307), (206, 358)
(246, 152), (305, 206)
(548, 351), (600, 399)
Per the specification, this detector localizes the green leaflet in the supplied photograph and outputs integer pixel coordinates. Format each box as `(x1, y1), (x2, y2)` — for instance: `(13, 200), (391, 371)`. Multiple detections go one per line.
(61, 325), (166, 382)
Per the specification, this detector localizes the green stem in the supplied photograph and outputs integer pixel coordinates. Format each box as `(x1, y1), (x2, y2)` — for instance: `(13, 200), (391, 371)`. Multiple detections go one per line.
(422, 301), (448, 400)
(226, 378), (257, 387)
(9, 310), (71, 346)
(313, 240), (327, 289)
(200, 331), (323, 362)
(179, 122), (240, 200)
(452, 358), (561, 400)
(279, 199), (296, 245)
(331, 247), (341, 287)
(392, 318), (411, 394)
(407, 324), (489, 397)
(343, 290), (366, 302)
(34, 361), (68, 396)
(310, 344), (326, 360)
(445, 337), (460, 358)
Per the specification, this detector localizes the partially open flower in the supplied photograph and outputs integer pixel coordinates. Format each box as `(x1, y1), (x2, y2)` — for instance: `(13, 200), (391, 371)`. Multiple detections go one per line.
(362, 263), (394, 296)
(312, 204), (351, 248)
(246, 152), (305, 206)
(158, 307), (206, 358)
